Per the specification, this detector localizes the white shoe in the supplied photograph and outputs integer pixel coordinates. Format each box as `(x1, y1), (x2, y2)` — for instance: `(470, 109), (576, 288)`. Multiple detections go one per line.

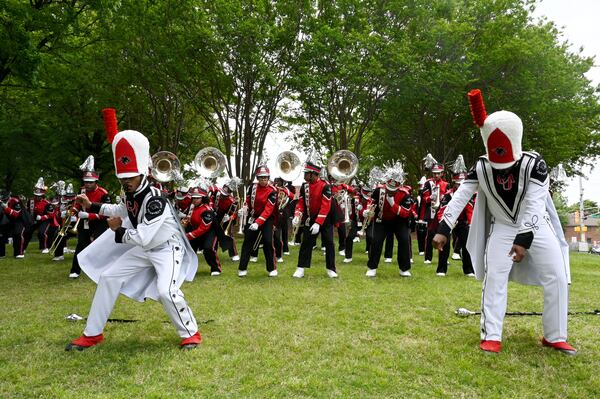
(410, 258), (414, 264)
(365, 250), (369, 254)
(418, 252), (424, 256)
(288, 241), (296, 247)
(384, 258), (392, 263)
(321, 247), (326, 251)
(52, 256), (64, 261)
(292, 267), (305, 278)
(339, 250), (345, 256)
(277, 258), (284, 263)
(250, 257), (258, 263)
(466, 273), (476, 278)
(436, 272), (446, 277)
(211, 271), (221, 276)
(231, 255), (240, 261)
(424, 260), (432, 264)
(283, 252), (290, 255)
(16, 255), (25, 259)
(343, 258), (353, 263)
(353, 237), (360, 243)
(399, 270), (412, 277)
(68, 273), (79, 279)
(365, 268), (377, 277)
(41, 249), (49, 254)
(238, 270), (248, 277)
(64, 247), (74, 254)
(452, 253), (461, 260)
(326, 269), (338, 278)
(268, 270), (278, 277)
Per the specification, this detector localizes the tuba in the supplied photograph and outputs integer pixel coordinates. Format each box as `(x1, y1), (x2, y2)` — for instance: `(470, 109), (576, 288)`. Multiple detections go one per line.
(151, 151), (181, 183)
(327, 150), (359, 224)
(193, 147), (227, 178)
(275, 151), (302, 182)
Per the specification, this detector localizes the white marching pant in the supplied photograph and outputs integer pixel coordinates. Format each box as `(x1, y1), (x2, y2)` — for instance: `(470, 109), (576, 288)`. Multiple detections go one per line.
(84, 238), (198, 338)
(481, 219), (569, 342)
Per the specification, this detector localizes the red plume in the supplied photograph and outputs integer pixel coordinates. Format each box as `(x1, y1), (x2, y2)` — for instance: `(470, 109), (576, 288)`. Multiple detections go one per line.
(102, 108), (118, 144)
(467, 89), (487, 127)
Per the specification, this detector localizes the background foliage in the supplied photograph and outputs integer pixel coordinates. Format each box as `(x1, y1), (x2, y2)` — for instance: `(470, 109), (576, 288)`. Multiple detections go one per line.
(1, 0), (598, 193)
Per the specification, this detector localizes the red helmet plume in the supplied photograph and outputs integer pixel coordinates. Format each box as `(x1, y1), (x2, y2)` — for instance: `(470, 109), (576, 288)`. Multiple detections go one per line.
(102, 108), (118, 144)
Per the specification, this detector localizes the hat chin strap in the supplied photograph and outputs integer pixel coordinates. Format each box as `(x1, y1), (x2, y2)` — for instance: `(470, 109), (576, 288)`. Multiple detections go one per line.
(386, 184), (399, 192)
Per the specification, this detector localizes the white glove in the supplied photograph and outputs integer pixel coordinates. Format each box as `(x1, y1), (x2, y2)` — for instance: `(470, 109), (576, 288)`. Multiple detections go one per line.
(431, 193), (438, 203)
(238, 206), (248, 217)
(356, 204), (363, 211)
(222, 214), (230, 223)
(78, 211), (89, 219)
(292, 216), (300, 226)
(60, 210), (66, 218)
(177, 211), (186, 218)
(0, 201), (6, 209)
(36, 215), (42, 221)
(386, 196), (395, 206)
(310, 223), (320, 235)
(249, 222), (259, 231)
(70, 216), (77, 222)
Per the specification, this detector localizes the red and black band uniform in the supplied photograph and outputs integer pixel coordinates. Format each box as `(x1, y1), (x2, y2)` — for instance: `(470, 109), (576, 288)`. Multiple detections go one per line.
(295, 178), (336, 271)
(70, 186), (110, 275)
(342, 188), (362, 260)
(239, 183), (277, 272)
(52, 200), (78, 257)
(366, 186), (413, 271)
(274, 185), (294, 258)
(435, 190), (475, 275)
(214, 188), (238, 258)
(33, 197), (53, 250)
(332, 183), (353, 252)
(422, 178), (448, 262)
(186, 203), (221, 273)
(2, 197), (33, 257)
(415, 187), (428, 254)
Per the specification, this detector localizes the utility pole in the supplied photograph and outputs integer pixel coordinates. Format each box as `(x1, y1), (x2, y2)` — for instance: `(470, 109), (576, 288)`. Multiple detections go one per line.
(578, 175), (588, 252)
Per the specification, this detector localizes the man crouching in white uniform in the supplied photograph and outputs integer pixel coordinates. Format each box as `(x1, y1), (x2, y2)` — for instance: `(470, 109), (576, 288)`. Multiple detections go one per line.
(433, 90), (576, 355)
(66, 129), (201, 351)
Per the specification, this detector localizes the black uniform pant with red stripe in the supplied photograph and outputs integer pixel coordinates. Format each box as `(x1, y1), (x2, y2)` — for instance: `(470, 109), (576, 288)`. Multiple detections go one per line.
(215, 218), (237, 258)
(11, 225), (28, 257)
(37, 220), (53, 250)
(384, 228), (394, 259)
(416, 221), (427, 253)
(240, 217), (275, 272)
(337, 224), (346, 251)
(0, 223), (9, 257)
(367, 218), (411, 271)
(436, 223), (474, 275)
(190, 228), (221, 273)
(343, 220), (359, 259)
(298, 221), (336, 271)
(424, 220), (438, 262)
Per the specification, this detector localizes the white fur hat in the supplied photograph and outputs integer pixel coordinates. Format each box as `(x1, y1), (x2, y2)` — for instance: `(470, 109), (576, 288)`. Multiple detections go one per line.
(111, 130), (151, 179)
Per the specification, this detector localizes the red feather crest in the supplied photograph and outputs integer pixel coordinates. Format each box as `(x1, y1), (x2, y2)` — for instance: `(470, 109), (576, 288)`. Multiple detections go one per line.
(102, 108), (118, 144)
(467, 89), (487, 127)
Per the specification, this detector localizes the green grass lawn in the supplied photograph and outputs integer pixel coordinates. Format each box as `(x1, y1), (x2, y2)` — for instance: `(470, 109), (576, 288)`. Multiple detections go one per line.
(1, 239), (599, 398)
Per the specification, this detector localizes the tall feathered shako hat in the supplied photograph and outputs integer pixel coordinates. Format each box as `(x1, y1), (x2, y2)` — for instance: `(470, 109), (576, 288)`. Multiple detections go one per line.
(102, 108), (150, 179)
(80, 155), (99, 181)
(451, 155), (467, 183)
(468, 89), (522, 169)
(303, 149), (323, 173)
(255, 156), (270, 177)
(34, 177), (47, 196)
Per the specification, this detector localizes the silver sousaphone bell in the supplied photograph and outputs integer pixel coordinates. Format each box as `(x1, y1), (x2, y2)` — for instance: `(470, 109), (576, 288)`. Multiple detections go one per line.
(193, 147), (227, 178)
(275, 151), (302, 181)
(151, 151), (181, 183)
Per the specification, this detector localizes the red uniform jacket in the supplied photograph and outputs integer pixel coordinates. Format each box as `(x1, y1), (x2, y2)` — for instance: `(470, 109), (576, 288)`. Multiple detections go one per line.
(244, 183), (277, 227)
(294, 178), (332, 225)
(186, 203), (215, 240)
(367, 186), (413, 222)
(76, 185), (110, 221)
(176, 196), (192, 215)
(420, 178), (448, 221)
(215, 189), (237, 218)
(436, 188), (475, 225)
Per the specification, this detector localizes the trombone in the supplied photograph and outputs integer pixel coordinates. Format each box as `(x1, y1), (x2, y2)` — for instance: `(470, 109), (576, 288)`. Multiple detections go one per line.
(48, 209), (78, 255)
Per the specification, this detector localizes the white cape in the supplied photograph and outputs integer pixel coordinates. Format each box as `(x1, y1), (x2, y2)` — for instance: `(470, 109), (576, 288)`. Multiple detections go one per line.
(77, 205), (198, 302)
(466, 192), (570, 286)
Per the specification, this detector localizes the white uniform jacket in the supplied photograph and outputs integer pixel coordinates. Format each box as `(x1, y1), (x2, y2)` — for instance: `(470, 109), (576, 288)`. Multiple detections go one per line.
(78, 182), (198, 302)
(439, 152), (570, 286)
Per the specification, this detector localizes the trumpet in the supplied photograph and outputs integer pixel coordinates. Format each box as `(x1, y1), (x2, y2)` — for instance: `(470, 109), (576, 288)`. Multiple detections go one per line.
(358, 204), (375, 236)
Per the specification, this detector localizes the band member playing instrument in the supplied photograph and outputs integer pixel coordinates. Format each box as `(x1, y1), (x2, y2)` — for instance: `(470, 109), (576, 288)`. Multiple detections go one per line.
(31, 178), (53, 253)
(213, 180), (239, 261)
(341, 184), (362, 263)
(433, 89), (574, 355)
(52, 184), (78, 261)
(237, 163), (278, 277)
(174, 186), (192, 218)
(364, 162), (413, 277)
(0, 192), (32, 258)
(68, 156), (110, 279)
(291, 156), (337, 278)
(273, 177), (294, 262)
(434, 168), (475, 277)
(422, 159), (448, 264)
(185, 185), (222, 276)
(67, 128), (201, 351)
(415, 176), (427, 255)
